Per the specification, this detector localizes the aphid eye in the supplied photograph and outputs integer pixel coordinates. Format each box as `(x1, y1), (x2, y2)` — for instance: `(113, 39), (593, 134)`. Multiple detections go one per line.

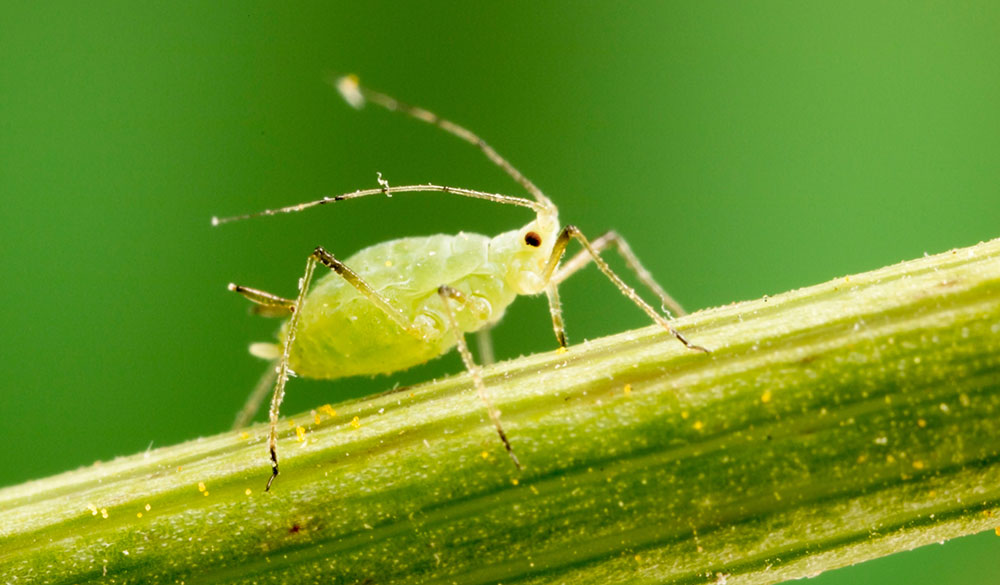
(524, 231), (542, 247)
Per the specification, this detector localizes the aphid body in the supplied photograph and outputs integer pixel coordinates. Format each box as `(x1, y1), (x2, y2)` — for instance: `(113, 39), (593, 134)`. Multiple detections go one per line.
(258, 218), (558, 379)
(216, 75), (706, 490)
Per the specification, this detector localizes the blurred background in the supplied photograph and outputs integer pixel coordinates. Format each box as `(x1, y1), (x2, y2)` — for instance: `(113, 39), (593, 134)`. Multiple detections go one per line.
(2, 2), (997, 582)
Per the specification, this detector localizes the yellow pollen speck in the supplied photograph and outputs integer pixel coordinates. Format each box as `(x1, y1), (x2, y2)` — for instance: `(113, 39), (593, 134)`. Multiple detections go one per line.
(995, 526), (1000, 537)
(288, 420), (297, 429)
(319, 404), (337, 418)
(511, 478), (519, 486)
(681, 411), (689, 419)
(136, 512), (143, 518)
(239, 431), (250, 440)
(313, 413), (322, 425)
(623, 383), (632, 395)
(203, 491), (210, 497)
(87, 504), (98, 516)
(556, 346), (568, 355)
(857, 454), (868, 464)
(481, 451), (490, 459)
(761, 389), (772, 403)
(296, 426), (307, 442)
(198, 482), (207, 492)
(100, 508), (109, 519)
(530, 485), (540, 495)
(913, 460), (925, 470)
(634, 554), (642, 562)
(245, 488), (252, 496)
(144, 504), (151, 512)
(886, 454), (896, 463)
(350, 416), (361, 429)
(917, 419), (927, 428)
(693, 421), (704, 431)
(385, 260), (393, 267)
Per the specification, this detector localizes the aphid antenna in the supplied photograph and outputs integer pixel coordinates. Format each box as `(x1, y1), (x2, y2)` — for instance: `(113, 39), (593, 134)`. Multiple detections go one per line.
(334, 74), (557, 212)
(211, 183), (548, 227)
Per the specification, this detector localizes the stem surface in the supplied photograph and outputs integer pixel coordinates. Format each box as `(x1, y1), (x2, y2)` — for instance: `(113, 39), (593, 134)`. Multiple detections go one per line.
(3, 239), (1000, 584)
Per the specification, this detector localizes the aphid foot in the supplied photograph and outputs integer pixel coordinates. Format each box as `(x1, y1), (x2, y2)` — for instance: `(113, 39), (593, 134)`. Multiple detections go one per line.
(672, 327), (710, 353)
(265, 447), (279, 492)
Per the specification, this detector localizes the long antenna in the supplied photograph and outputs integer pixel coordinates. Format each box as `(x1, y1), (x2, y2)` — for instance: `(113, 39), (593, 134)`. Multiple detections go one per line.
(211, 183), (545, 226)
(335, 74), (555, 210)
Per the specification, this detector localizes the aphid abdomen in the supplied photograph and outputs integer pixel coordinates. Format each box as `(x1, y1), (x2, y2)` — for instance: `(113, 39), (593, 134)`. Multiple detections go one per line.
(288, 296), (449, 378)
(281, 232), (518, 379)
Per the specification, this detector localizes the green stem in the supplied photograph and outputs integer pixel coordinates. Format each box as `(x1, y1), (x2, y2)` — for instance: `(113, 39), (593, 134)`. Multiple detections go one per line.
(3, 239), (1000, 585)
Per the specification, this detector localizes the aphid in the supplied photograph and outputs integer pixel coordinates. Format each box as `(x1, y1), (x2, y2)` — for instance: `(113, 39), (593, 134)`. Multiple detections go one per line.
(213, 75), (708, 490)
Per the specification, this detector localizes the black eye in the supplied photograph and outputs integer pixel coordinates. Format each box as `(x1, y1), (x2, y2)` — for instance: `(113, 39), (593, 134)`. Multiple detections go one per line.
(524, 231), (542, 247)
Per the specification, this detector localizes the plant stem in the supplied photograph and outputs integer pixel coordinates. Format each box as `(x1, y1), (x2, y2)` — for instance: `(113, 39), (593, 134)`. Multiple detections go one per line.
(3, 239), (1000, 585)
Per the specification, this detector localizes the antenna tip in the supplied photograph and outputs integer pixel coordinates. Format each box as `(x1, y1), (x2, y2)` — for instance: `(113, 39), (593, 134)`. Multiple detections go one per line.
(336, 74), (365, 109)
(210, 216), (220, 226)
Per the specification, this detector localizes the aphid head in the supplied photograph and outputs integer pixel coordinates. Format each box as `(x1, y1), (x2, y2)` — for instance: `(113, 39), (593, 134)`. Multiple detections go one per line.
(492, 206), (561, 295)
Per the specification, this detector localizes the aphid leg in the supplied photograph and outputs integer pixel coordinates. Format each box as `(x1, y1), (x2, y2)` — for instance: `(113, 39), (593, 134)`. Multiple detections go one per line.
(475, 328), (496, 366)
(228, 284), (295, 318)
(438, 285), (522, 469)
(310, 247), (425, 338)
(264, 246), (428, 490)
(265, 253), (319, 491)
(551, 230), (688, 318)
(231, 361), (278, 430)
(544, 283), (568, 349)
(543, 226), (709, 353)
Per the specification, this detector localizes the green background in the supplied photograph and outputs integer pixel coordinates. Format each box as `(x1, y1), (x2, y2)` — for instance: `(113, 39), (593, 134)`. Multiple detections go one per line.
(2, 2), (997, 582)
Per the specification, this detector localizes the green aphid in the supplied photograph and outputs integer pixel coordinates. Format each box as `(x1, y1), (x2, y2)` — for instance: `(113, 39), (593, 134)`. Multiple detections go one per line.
(213, 75), (708, 490)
